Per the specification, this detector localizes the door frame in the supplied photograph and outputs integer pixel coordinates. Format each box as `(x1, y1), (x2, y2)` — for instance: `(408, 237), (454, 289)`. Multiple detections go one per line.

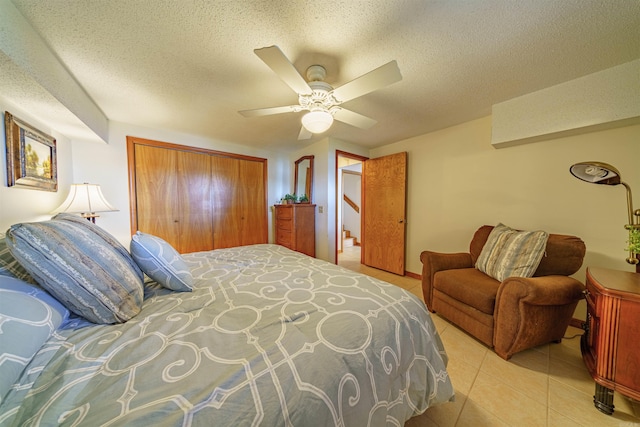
(334, 150), (368, 264)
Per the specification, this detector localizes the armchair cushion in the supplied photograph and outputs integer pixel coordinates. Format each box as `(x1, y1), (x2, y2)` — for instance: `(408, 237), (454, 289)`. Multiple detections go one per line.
(475, 223), (548, 281)
(434, 268), (500, 315)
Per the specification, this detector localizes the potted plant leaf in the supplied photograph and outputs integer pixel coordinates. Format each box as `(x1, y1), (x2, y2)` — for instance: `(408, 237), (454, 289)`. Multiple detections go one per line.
(283, 193), (297, 204)
(626, 227), (640, 267)
(298, 194), (309, 204)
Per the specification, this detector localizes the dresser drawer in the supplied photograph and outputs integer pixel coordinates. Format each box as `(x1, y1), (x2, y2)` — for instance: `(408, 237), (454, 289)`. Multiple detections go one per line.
(277, 218), (293, 231)
(276, 228), (293, 247)
(276, 207), (293, 220)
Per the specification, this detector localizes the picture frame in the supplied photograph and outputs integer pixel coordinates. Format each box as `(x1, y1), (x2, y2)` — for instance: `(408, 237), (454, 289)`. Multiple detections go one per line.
(4, 111), (57, 192)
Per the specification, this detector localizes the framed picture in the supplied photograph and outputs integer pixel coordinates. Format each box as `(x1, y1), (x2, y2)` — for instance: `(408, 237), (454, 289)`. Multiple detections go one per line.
(4, 111), (57, 191)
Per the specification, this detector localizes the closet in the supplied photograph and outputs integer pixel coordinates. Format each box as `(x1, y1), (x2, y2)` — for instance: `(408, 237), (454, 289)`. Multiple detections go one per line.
(127, 136), (268, 253)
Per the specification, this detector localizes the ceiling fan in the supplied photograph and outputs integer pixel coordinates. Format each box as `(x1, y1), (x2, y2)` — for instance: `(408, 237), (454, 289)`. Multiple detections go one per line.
(239, 46), (403, 140)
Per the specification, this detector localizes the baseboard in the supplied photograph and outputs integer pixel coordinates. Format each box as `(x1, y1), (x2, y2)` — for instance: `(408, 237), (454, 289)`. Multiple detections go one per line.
(569, 318), (584, 330)
(406, 271), (421, 280)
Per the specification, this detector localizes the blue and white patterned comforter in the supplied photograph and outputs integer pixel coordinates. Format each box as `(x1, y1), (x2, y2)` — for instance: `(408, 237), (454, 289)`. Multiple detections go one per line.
(0, 244), (454, 426)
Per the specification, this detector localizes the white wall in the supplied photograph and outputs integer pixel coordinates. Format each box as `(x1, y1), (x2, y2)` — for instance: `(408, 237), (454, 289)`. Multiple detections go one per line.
(371, 117), (640, 317)
(0, 102), (74, 232)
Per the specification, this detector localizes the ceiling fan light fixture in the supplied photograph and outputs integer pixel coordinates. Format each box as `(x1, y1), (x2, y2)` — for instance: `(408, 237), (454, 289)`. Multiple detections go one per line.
(301, 110), (333, 134)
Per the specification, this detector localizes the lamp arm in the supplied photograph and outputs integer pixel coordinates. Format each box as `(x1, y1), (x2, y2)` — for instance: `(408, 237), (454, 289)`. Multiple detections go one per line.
(621, 182), (638, 227)
(621, 181), (640, 266)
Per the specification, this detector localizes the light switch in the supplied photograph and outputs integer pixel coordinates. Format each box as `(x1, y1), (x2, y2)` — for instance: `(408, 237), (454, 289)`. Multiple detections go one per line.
(318, 206), (323, 213)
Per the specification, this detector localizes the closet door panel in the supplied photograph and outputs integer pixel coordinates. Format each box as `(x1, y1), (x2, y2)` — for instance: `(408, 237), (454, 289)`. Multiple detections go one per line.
(211, 156), (243, 249)
(239, 159), (268, 245)
(211, 156), (267, 248)
(177, 150), (214, 253)
(134, 144), (181, 248)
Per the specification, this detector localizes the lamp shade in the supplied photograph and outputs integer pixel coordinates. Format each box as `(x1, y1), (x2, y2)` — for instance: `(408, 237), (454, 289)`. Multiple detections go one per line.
(569, 161), (622, 185)
(52, 183), (117, 217)
(301, 110), (333, 134)
(570, 161), (640, 267)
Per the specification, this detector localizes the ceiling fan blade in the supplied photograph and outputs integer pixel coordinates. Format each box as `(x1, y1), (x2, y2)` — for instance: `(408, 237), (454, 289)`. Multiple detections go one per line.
(331, 60), (402, 103)
(298, 126), (312, 140)
(333, 108), (377, 129)
(254, 46), (312, 95)
(238, 105), (298, 117)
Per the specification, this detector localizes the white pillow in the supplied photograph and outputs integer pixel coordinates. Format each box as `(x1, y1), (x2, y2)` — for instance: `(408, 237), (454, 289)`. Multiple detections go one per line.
(130, 232), (193, 292)
(475, 223), (548, 282)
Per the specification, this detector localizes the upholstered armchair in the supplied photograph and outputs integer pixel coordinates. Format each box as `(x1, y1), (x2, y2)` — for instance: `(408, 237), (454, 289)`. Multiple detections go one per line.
(420, 225), (586, 360)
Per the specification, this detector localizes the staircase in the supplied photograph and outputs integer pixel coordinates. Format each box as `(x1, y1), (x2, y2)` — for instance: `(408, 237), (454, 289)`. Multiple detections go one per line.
(342, 229), (359, 248)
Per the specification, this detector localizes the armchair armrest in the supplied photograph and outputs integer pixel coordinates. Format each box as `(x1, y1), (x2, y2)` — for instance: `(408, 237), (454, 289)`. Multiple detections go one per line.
(420, 251), (473, 311)
(493, 275), (585, 359)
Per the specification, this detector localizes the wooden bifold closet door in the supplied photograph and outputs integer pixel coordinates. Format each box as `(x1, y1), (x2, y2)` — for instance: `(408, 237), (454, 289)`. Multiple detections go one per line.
(127, 137), (268, 253)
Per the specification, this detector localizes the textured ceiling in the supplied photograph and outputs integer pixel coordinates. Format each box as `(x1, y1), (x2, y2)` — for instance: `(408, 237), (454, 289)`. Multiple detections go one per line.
(3, 0), (640, 151)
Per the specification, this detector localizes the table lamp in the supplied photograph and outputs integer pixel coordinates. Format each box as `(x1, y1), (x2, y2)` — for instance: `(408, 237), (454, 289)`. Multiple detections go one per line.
(52, 183), (118, 223)
(570, 161), (640, 268)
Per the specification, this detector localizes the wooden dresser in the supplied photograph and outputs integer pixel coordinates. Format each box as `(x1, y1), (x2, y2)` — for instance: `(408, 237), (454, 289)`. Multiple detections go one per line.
(274, 204), (315, 257)
(581, 267), (640, 415)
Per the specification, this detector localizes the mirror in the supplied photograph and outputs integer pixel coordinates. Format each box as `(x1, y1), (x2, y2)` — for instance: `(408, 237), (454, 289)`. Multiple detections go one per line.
(294, 155), (314, 202)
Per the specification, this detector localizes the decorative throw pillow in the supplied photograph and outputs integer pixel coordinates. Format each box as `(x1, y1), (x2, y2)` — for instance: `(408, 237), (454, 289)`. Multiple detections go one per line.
(130, 231), (193, 292)
(5, 219), (144, 324)
(0, 234), (34, 283)
(51, 213), (142, 275)
(475, 223), (549, 282)
(0, 276), (69, 403)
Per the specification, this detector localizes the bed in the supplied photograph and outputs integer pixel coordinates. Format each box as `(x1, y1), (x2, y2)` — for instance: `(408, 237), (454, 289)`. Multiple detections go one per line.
(0, 214), (454, 426)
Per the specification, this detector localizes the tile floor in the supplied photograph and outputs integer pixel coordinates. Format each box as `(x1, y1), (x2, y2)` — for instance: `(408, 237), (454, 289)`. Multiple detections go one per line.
(337, 246), (640, 427)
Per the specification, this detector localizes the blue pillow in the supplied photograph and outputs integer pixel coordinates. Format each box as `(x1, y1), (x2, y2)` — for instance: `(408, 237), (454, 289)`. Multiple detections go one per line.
(6, 219), (144, 324)
(130, 231), (193, 292)
(0, 276), (69, 403)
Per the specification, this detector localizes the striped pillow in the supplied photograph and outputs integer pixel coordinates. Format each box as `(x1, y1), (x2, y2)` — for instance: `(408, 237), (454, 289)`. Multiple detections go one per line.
(475, 223), (548, 282)
(51, 213), (143, 276)
(5, 219), (144, 324)
(0, 234), (34, 283)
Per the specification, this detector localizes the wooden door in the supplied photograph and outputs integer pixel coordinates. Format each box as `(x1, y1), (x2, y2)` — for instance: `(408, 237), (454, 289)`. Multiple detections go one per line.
(211, 156), (267, 248)
(133, 144), (214, 253)
(362, 152), (407, 275)
(134, 144), (181, 248)
(177, 150), (214, 253)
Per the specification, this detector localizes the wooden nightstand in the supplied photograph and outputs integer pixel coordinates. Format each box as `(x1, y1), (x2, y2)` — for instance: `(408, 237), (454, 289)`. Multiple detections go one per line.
(581, 267), (640, 415)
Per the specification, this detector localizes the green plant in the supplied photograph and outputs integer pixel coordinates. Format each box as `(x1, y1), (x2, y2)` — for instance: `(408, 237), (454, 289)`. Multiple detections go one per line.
(626, 228), (640, 253)
(283, 193), (297, 203)
(298, 194), (309, 203)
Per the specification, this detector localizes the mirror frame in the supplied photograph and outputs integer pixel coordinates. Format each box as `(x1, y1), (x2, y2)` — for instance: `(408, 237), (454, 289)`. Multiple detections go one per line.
(294, 155), (314, 202)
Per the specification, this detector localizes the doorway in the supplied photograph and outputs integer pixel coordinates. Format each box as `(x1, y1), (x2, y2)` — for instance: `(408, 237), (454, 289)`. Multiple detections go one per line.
(335, 150), (367, 265)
